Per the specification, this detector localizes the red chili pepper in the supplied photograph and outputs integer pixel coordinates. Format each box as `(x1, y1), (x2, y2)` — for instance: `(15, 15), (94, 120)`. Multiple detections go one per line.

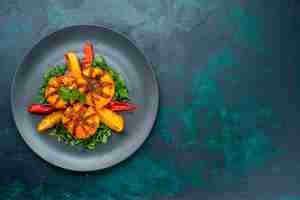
(27, 104), (55, 114)
(82, 41), (94, 68)
(106, 102), (138, 112)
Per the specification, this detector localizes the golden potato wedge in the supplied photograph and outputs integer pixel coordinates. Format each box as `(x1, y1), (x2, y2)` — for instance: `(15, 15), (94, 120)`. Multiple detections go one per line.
(37, 111), (63, 132)
(64, 52), (83, 79)
(96, 107), (124, 133)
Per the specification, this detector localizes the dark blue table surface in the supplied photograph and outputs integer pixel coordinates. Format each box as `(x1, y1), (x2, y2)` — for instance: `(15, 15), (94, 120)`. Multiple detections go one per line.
(1, 0), (300, 199)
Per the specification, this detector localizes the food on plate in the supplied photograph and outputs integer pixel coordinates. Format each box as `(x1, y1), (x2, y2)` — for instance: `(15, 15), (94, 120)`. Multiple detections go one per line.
(27, 104), (56, 114)
(37, 111), (63, 132)
(96, 107), (124, 133)
(106, 101), (137, 112)
(84, 68), (115, 108)
(45, 75), (81, 109)
(27, 42), (137, 149)
(62, 103), (100, 139)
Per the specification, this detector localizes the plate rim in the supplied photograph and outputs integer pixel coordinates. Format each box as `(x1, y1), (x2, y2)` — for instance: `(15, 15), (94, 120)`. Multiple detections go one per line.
(10, 24), (159, 171)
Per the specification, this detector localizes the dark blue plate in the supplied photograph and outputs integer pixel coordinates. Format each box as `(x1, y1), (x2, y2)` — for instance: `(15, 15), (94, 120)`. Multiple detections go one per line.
(11, 25), (159, 171)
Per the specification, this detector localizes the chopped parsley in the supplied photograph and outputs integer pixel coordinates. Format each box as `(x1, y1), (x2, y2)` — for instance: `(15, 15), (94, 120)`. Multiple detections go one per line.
(58, 87), (85, 103)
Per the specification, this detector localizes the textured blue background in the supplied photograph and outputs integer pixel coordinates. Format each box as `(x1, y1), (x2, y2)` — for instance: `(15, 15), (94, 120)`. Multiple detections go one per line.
(1, 0), (300, 199)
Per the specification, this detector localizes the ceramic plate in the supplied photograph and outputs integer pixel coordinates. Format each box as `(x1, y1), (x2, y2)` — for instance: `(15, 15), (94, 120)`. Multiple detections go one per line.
(11, 25), (159, 171)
